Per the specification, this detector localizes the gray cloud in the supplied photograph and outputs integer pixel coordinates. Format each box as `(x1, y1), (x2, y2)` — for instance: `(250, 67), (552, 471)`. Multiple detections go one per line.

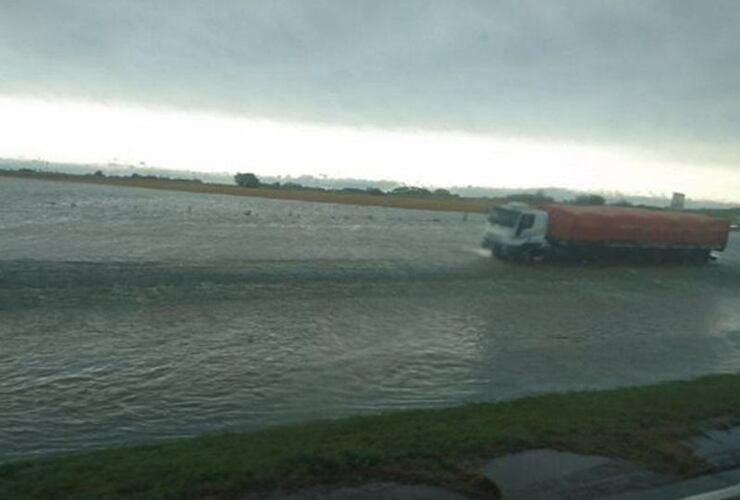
(2, 1), (740, 163)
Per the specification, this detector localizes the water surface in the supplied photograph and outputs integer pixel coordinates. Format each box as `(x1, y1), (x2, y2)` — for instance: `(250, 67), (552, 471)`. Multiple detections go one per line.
(2, 177), (740, 462)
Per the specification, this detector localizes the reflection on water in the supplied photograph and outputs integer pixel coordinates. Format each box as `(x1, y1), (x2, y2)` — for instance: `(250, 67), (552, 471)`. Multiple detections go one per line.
(1, 177), (740, 462)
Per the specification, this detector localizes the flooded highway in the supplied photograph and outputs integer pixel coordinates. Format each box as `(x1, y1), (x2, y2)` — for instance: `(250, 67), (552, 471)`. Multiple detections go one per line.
(2, 177), (740, 463)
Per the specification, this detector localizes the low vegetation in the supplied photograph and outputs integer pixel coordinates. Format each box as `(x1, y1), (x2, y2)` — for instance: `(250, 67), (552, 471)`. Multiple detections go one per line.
(2, 374), (740, 500)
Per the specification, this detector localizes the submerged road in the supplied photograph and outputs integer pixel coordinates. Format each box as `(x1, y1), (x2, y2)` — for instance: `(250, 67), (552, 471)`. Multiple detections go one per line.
(1, 177), (740, 463)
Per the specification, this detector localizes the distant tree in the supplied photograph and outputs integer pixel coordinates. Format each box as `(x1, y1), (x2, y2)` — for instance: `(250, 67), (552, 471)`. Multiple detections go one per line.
(504, 190), (555, 204)
(234, 172), (261, 188)
(433, 188), (452, 197)
(365, 187), (384, 196)
(93, 170), (105, 177)
(391, 186), (432, 196)
(572, 194), (606, 206)
(611, 199), (633, 207)
(130, 173), (161, 180)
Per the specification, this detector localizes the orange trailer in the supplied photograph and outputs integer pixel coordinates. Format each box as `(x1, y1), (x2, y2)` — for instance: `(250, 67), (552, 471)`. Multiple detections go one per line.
(543, 205), (730, 250)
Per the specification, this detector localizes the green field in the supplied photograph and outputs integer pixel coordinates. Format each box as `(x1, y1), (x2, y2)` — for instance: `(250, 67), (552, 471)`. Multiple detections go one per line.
(2, 374), (740, 500)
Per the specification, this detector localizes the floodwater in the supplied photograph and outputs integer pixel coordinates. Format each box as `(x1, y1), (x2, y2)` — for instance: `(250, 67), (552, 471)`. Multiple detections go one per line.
(1, 177), (740, 463)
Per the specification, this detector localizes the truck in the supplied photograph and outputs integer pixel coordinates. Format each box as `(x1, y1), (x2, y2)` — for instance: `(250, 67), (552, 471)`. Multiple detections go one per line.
(482, 202), (731, 263)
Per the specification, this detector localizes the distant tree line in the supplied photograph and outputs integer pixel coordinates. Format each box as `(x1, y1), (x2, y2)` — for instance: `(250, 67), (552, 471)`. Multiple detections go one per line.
(233, 172), (459, 198)
(502, 189), (555, 204)
(570, 194), (606, 206)
(126, 172), (202, 183)
(0, 167), (200, 184)
(502, 190), (608, 206)
(229, 174), (647, 207)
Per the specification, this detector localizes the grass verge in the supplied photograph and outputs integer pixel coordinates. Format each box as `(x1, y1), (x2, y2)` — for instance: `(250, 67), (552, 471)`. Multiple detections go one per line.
(2, 374), (740, 499)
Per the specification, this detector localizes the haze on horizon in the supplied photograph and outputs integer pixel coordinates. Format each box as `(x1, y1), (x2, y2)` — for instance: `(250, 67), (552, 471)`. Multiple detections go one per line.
(1, 1), (740, 202)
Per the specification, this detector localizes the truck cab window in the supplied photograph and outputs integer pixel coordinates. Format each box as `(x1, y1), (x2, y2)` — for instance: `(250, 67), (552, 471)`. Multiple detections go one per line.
(517, 214), (535, 235)
(489, 208), (520, 228)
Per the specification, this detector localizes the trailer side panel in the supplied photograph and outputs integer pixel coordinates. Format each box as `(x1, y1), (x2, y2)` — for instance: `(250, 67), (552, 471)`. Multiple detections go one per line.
(543, 205), (730, 250)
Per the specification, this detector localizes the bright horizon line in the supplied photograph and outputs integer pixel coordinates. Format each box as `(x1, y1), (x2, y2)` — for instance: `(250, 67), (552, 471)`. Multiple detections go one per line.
(1, 96), (740, 203)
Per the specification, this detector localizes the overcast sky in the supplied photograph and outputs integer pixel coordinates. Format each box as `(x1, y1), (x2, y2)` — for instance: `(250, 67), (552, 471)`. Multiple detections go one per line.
(1, 1), (740, 200)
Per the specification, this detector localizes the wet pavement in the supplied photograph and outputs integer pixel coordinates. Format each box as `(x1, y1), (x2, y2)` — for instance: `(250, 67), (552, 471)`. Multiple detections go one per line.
(483, 450), (673, 500)
(255, 482), (472, 500)
(478, 426), (740, 499)
(689, 427), (740, 470)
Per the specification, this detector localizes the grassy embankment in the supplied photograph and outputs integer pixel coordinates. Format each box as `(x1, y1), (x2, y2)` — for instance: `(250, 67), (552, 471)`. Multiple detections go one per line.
(0, 170), (492, 214)
(2, 374), (740, 500)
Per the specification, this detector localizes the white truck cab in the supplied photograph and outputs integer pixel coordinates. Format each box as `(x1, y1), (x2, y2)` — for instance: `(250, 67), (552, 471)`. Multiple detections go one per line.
(482, 202), (549, 260)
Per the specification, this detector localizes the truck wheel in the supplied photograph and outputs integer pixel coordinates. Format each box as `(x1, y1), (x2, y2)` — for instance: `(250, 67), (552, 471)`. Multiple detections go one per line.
(492, 244), (505, 259)
(650, 250), (664, 265)
(692, 250), (710, 264)
(517, 247), (540, 263)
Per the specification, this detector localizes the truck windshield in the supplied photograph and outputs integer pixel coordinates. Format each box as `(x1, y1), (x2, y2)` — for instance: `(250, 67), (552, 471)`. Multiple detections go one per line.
(489, 208), (520, 228)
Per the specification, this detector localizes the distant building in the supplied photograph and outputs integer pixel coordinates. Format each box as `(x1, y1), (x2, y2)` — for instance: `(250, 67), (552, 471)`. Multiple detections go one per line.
(670, 192), (686, 210)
